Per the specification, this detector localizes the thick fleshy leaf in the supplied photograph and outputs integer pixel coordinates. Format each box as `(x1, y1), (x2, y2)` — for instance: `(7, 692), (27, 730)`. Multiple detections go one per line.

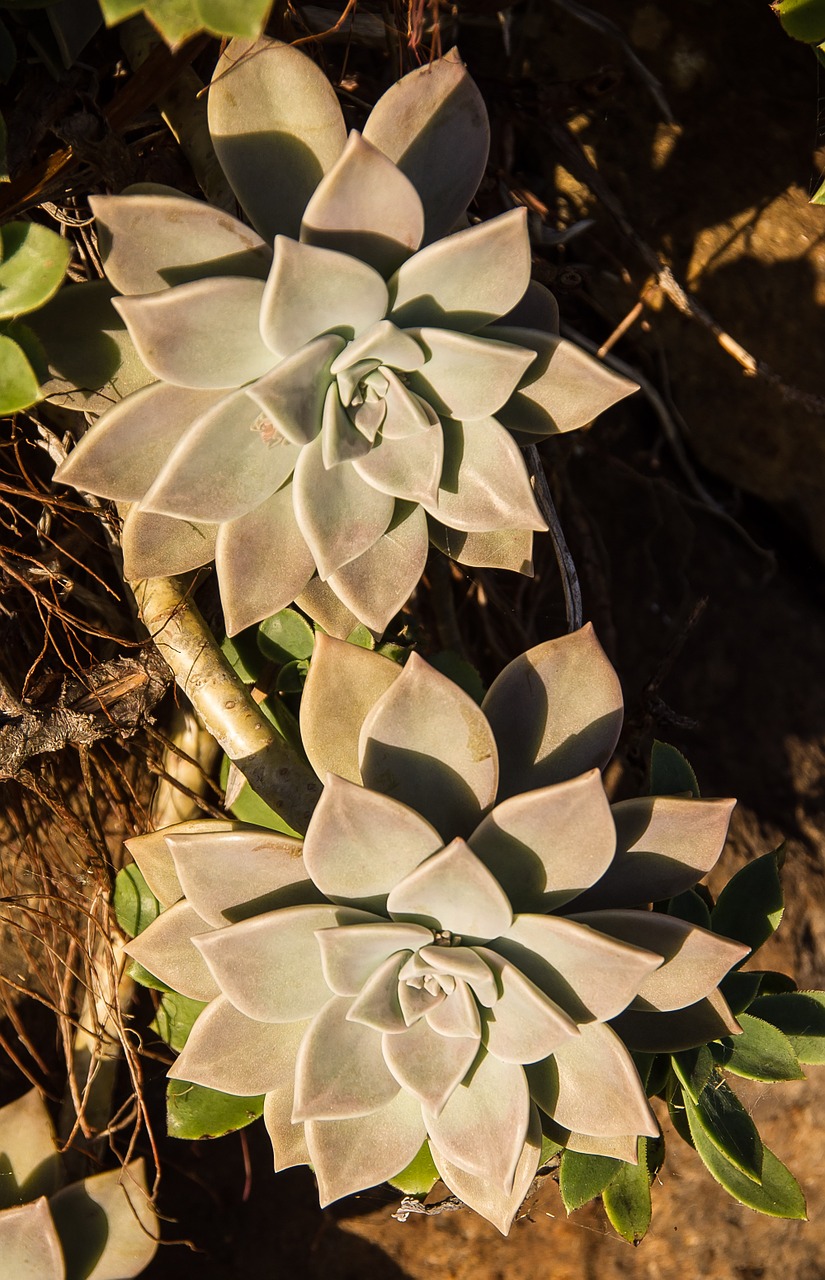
(320, 383), (372, 467)
(301, 131), (424, 276)
(498, 281), (560, 334)
(125, 819), (237, 908)
(247, 334), (343, 445)
(353, 415), (443, 504)
(424, 1050), (530, 1188)
(487, 328), (637, 438)
(169, 996), (308, 1095)
(208, 37), (347, 242)
(215, 482), (316, 635)
(565, 1131), (641, 1162)
(468, 769), (616, 913)
(53, 382), (223, 502)
(0, 1091), (64, 1206)
(292, 433), (395, 578)
(303, 773), (442, 907)
(0, 221), (70, 319)
(194, 904), (377, 1022)
(327, 502), (430, 632)
(307, 1087), (427, 1205)
(428, 519), (535, 574)
(408, 328), (535, 421)
(528, 1022), (657, 1138)
(333, 320), (424, 375)
(296, 576), (362, 639)
(432, 1104), (542, 1235)
(612, 988), (742, 1053)
(491, 914), (661, 1024)
(264, 1048), (312, 1172)
(91, 192), (271, 296)
(49, 1161), (157, 1280)
(120, 506), (218, 581)
(0, 1199), (64, 1280)
(125, 902), (219, 1001)
(346, 952), (409, 1032)
(165, 828), (308, 926)
(424, 417), (545, 534)
(316, 921), (432, 996)
(363, 48), (489, 244)
(475, 948), (579, 1063)
(426, 978), (482, 1039)
(260, 237), (388, 359)
(575, 796), (736, 910)
(416, 946), (498, 1007)
(390, 209), (530, 332)
(387, 838), (512, 938)
(300, 632), (400, 784)
(482, 624), (624, 800)
(293, 996), (398, 1120)
(383, 1016), (479, 1113)
(114, 277), (271, 389)
(571, 910), (749, 1012)
(359, 653), (498, 838)
(142, 391), (300, 523)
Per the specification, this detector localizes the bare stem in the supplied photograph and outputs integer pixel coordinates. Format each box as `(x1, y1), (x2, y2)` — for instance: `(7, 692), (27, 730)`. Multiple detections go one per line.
(525, 447), (583, 633)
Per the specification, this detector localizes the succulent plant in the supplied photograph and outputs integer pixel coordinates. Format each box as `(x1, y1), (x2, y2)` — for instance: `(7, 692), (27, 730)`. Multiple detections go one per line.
(123, 625), (747, 1233)
(51, 36), (635, 636)
(0, 1088), (157, 1279)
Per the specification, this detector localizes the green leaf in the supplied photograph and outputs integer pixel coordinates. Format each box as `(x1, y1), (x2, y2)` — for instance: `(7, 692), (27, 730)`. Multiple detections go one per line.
(429, 651), (485, 704)
(694, 1075), (763, 1181)
(559, 1150), (620, 1213)
(752, 970), (797, 995)
(167, 1079), (264, 1140)
(775, 0), (825, 42)
(128, 960), (173, 992)
(667, 1083), (694, 1146)
(196, 0), (272, 38)
(377, 641), (408, 664)
(725, 1013), (805, 1082)
(539, 1134), (564, 1166)
(143, 0), (201, 44)
(113, 864), (161, 938)
(683, 1092), (807, 1218)
(98, 0), (144, 22)
(221, 629), (263, 684)
(667, 888), (712, 930)
(150, 991), (206, 1053)
(275, 658), (309, 695)
(0, 222), (71, 319)
(645, 1052), (672, 1099)
(649, 740), (700, 797)
(749, 992), (825, 1064)
(257, 608), (315, 665)
(346, 623), (375, 650)
(720, 969), (764, 1015)
(0, 333), (39, 412)
(711, 847), (785, 953)
(387, 1140), (440, 1196)
(812, 172), (825, 205)
(219, 754), (299, 837)
(602, 1139), (652, 1244)
(671, 1045), (714, 1103)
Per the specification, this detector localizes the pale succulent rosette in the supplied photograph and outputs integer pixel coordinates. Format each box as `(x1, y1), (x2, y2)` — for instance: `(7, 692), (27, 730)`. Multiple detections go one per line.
(125, 626), (747, 1233)
(52, 37), (635, 636)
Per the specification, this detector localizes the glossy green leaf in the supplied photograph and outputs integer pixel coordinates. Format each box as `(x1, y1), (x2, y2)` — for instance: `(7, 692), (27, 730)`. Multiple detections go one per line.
(113, 864), (161, 938)
(711, 848), (784, 953)
(0, 222), (70, 320)
(559, 1150), (620, 1213)
(0, 333), (39, 412)
(694, 1075), (762, 1181)
(602, 1139), (652, 1244)
(218, 754), (298, 837)
(748, 991), (825, 1064)
(667, 888), (712, 930)
(725, 1013), (805, 1082)
(151, 991), (207, 1053)
(258, 608), (315, 665)
(221, 629), (263, 684)
(197, 0), (272, 37)
(167, 1078), (264, 1140)
(671, 1045), (714, 1104)
(276, 659), (309, 694)
(720, 969), (763, 1015)
(649, 740), (700, 798)
(387, 1139), (440, 1196)
(429, 651), (485, 705)
(775, 0), (825, 42)
(683, 1091), (806, 1218)
(346, 624), (375, 650)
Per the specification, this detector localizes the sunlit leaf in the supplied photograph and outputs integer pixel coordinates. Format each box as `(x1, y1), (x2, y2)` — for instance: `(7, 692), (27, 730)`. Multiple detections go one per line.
(151, 991), (207, 1053)
(749, 991), (825, 1064)
(258, 607), (315, 664)
(559, 1149), (620, 1213)
(601, 1138), (652, 1244)
(387, 1139), (440, 1196)
(167, 1079), (264, 1140)
(724, 1012), (805, 1082)
(113, 864), (161, 938)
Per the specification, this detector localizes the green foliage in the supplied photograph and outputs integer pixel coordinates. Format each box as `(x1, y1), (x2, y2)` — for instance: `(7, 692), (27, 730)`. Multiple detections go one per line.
(345, 623), (375, 650)
(219, 753), (299, 836)
(429, 650), (486, 704)
(387, 1141), (440, 1196)
(725, 1012), (806, 1082)
(113, 863), (161, 938)
(692, 1075), (763, 1181)
(774, 0), (825, 42)
(167, 1079), (264, 1140)
(649, 740), (700, 798)
(601, 1139), (652, 1244)
(221, 629), (263, 684)
(667, 887), (712, 930)
(671, 1045), (714, 1103)
(711, 847), (785, 952)
(0, 221), (70, 412)
(257, 607), (315, 665)
(150, 992), (206, 1053)
(750, 991), (825, 1063)
(559, 1150), (620, 1213)
(98, 0), (273, 43)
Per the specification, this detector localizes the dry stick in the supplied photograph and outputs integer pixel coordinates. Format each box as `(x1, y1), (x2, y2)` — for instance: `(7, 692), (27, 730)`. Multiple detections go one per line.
(133, 575), (321, 836)
(524, 446), (583, 633)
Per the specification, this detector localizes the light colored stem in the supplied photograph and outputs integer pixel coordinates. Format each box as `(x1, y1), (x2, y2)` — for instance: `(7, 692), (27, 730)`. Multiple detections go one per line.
(133, 575), (321, 835)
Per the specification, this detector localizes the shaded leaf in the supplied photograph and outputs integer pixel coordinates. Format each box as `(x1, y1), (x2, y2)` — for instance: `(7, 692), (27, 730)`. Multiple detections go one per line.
(218, 754), (299, 837)
(694, 1075), (762, 1181)
(711, 848), (784, 953)
(221, 628), (262, 684)
(387, 1139), (440, 1196)
(113, 864), (161, 939)
(725, 1012), (805, 1082)
(150, 991), (207, 1053)
(258, 607), (315, 664)
(0, 222), (70, 320)
(749, 991), (825, 1064)
(0, 333), (39, 412)
(602, 1138), (652, 1244)
(649, 740), (700, 798)
(719, 969), (763, 1015)
(667, 888), (711, 930)
(671, 1045), (714, 1104)
(166, 1079), (264, 1140)
(667, 1083), (693, 1146)
(429, 651), (485, 704)
(559, 1149), (620, 1213)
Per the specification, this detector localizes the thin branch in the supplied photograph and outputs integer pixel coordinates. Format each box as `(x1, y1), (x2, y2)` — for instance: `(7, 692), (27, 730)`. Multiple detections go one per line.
(524, 446), (583, 633)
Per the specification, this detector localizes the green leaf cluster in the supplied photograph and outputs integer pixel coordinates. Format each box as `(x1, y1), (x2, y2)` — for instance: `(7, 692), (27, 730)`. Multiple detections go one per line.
(0, 221), (70, 413)
(99, 0), (273, 44)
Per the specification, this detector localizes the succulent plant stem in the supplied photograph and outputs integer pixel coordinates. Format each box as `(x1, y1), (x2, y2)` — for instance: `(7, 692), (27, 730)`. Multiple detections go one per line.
(132, 574), (321, 834)
(524, 445), (583, 632)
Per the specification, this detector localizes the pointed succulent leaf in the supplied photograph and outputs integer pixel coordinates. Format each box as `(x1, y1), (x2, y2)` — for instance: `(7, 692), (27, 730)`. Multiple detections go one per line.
(0, 1199), (64, 1280)
(428, 519), (535, 574)
(724, 1013), (805, 1082)
(168, 996), (307, 1096)
(363, 48), (489, 244)
(612, 987), (742, 1054)
(0, 1091), (65, 1207)
(321, 383), (373, 467)
(383, 1017), (480, 1114)
(749, 991), (825, 1064)
(565, 1131), (641, 1162)
(315, 921), (432, 996)
(292, 433), (395, 579)
(333, 319), (425, 373)
(194, 904), (377, 1022)
(264, 1064), (312, 1172)
(492, 914), (661, 1024)
(529, 1022), (658, 1138)
(260, 236), (388, 359)
(165, 827), (309, 926)
(114, 277), (272, 388)
(300, 632), (400, 784)
(711, 848), (785, 952)
(407, 328), (535, 421)
(0, 221), (70, 320)
(166, 1080), (264, 1140)
(601, 1140), (652, 1245)
(208, 37), (347, 242)
(303, 773), (442, 908)
(390, 208), (530, 331)
(215, 484), (316, 636)
(426, 978), (482, 1038)
(559, 1149), (621, 1213)
(120, 507), (218, 580)
(125, 901), (219, 1001)
(483, 624), (624, 800)
(300, 131), (424, 276)
(387, 839), (512, 938)
(49, 1160), (158, 1280)
(417, 945), (498, 1007)
(359, 654), (499, 838)
(346, 952), (409, 1033)
(247, 333), (344, 445)
(475, 948), (579, 1063)
(327, 502), (430, 632)
(306, 1088), (427, 1206)
(91, 192), (271, 296)
(424, 1050), (530, 1189)
(570, 910), (749, 1012)
(353, 416), (443, 505)
(498, 281), (560, 333)
(293, 996), (399, 1120)
(125, 819), (236, 907)
(468, 769), (616, 912)
(432, 1104), (543, 1236)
